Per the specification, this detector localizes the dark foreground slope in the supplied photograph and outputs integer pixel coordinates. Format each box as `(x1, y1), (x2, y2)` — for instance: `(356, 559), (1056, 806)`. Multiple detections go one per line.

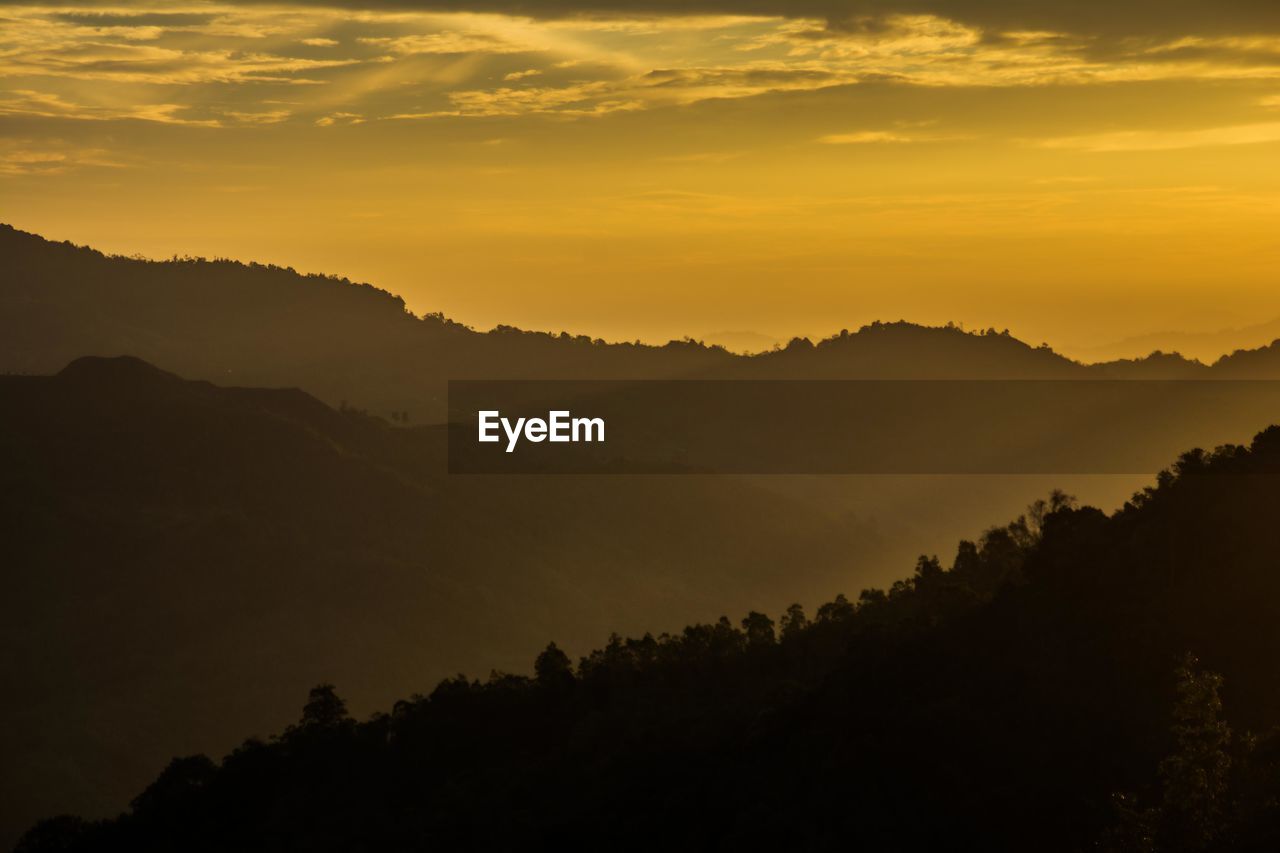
(0, 357), (871, 848)
(18, 429), (1280, 852)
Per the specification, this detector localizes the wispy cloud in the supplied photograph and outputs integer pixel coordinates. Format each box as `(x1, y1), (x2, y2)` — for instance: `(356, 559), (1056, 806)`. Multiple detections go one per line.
(357, 31), (529, 56)
(224, 108), (292, 124)
(315, 111), (365, 126)
(817, 124), (966, 145)
(1041, 122), (1280, 152)
(0, 89), (220, 125)
(0, 137), (125, 175)
(0, 40), (360, 84)
(818, 130), (917, 144)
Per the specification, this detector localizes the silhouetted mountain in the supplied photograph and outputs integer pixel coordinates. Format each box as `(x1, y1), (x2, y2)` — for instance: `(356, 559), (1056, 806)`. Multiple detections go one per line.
(18, 427), (1280, 852)
(1214, 341), (1280, 378)
(1090, 349), (1211, 379)
(0, 225), (731, 419)
(0, 356), (886, 848)
(717, 322), (1085, 378)
(6, 225), (1273, 421)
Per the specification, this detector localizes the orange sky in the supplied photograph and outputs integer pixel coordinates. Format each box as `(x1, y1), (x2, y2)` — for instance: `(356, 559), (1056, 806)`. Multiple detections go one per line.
(3, 2), (1280, 359)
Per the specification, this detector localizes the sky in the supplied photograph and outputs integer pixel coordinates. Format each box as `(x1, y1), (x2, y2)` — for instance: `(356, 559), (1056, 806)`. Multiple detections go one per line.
(3, 0), (1280, 359)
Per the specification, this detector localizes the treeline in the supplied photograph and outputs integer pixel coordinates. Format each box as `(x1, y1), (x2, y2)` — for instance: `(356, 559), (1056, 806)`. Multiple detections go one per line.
(14, 494), (1055, 852)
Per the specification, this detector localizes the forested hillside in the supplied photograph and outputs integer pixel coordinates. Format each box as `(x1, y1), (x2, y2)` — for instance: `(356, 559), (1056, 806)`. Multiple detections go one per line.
(17, 429), (1280, 851)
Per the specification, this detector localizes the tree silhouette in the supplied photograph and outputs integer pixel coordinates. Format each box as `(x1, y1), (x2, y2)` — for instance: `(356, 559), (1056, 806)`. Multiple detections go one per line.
(300, 684), (349, 730)
(1156, 654), (1235, 851)
(815, 593), (854, 622)
(741, 611), (776, 647)
(779, 603), (808, 640)
(130, 755), (216, 817)
(534, 642), (574, 688)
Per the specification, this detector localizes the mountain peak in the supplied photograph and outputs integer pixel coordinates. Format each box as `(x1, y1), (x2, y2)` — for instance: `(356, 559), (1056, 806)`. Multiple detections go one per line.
(57, 355), (181, 385)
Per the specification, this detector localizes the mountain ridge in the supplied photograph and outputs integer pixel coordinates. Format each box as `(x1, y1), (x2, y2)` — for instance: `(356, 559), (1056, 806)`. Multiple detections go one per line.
(7, 223), (1267, 424)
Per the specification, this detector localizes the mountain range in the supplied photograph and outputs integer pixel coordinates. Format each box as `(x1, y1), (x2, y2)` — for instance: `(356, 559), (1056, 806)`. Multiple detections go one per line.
(11, 223), (1280, 425)
(7, 223), (1280, 849)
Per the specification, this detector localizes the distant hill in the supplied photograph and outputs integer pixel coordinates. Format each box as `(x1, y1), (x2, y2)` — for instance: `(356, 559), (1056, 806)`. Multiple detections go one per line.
(1073, 316), (1280, 364)
(0, 224), (730, 420)
(4, 224), (1259, 421)
(18, 424), (1280, 851)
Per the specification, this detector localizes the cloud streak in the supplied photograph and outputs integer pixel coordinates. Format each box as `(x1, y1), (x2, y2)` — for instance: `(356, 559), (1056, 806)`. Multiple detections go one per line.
(0, 89), (220, 124)
(1042, 121), (1280, 152)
